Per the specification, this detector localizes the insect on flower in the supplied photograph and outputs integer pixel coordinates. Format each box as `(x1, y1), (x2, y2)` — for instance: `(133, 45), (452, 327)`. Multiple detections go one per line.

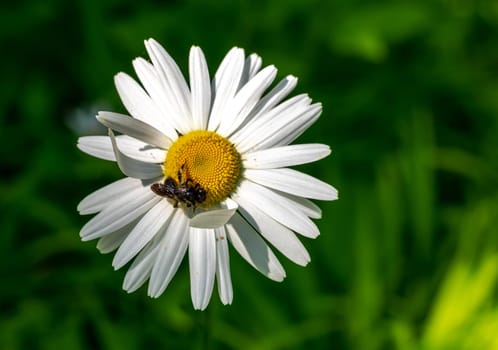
(151, 164), (207, 209)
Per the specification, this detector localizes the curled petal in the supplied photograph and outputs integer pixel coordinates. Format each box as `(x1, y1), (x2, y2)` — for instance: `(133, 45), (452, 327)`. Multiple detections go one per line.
(108, 129), (163, 179)
(189, 198), (238, 229)
(97, 111), (171, 149)
(78, 135), (166, 163)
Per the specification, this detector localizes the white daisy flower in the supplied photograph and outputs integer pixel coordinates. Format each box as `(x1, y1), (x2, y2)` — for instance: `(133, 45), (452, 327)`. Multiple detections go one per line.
(77, 38), (338, 310)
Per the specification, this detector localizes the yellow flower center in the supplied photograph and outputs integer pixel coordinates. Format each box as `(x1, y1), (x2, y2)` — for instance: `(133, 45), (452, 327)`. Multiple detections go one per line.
(164, 130), (241, 208)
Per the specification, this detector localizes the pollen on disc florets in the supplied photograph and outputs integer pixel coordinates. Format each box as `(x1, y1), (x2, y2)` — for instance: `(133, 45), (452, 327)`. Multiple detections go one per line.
(164, 130), (241, 208)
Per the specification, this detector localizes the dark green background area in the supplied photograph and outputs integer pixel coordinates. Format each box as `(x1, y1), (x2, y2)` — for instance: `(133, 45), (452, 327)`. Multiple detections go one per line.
(1, 0), (498, 349)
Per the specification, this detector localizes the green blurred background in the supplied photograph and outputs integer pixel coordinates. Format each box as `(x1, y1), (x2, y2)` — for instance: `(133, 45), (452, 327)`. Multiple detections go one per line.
(1, 0), (498, 349)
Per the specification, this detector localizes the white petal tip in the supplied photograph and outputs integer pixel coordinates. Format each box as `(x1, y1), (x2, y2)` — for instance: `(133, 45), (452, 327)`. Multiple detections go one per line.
(296, 256), (311, 267)
(95, 113), (106, 125)
(147, 291), (160, 298)
(326, 188), (339, 201)
(112, 258), (127, 270)
(96, 112), (116, 124)
(96, 247), (109, 254)
(192, 303), (208, 311)
(114, 72), (126, 80)
(271, 273), (286, 282)
(265, 65), (277, 75)
(132, 57), (144, 65)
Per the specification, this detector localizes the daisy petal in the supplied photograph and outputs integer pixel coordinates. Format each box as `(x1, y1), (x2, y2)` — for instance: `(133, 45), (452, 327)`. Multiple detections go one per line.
(244, 168), (338, 200)
(215, 227), (233, 305)
(235, 180), (319, 238)
(248, 75), (298, 122)
(108, 129), (163, 179)
(247, 54), (262, 78)
(97, 111), (171, 149)
(235, 196), (310, 266)
(189, 198), (238, 229)
(243, 143), (331, 169)
(77, 136), (115, 161)
(96, 219), (139, 254)
(226, 213), (286, 281)
(145, 39), (192, 129)
(231, 94), (311, 151)
(274, 103), (323, 147)
(78, 177), (143, 215)
(148, 209), (189, 297)
(249, 103), (322, 151)
(114, 72), (177, 139)
(112, 200), (173, 270)
(239, 53), (262, 89)
(132, 57), (186, 135)
(80, 185), (159, 241)
(114, 135), (166, 163)
(217, 65), (277, 137)
(97, 230), (127, 254)
(78, 135), (166, 163)
(278, 193), (323, 219)
(209, 47), (245, 131)
(189, 46), (211, 130)
(123, 237), (162, 293)
(189, 228), (216, 310)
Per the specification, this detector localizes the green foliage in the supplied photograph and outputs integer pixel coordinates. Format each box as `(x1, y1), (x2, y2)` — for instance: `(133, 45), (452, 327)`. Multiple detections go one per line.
(1, 0), (498, 348)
